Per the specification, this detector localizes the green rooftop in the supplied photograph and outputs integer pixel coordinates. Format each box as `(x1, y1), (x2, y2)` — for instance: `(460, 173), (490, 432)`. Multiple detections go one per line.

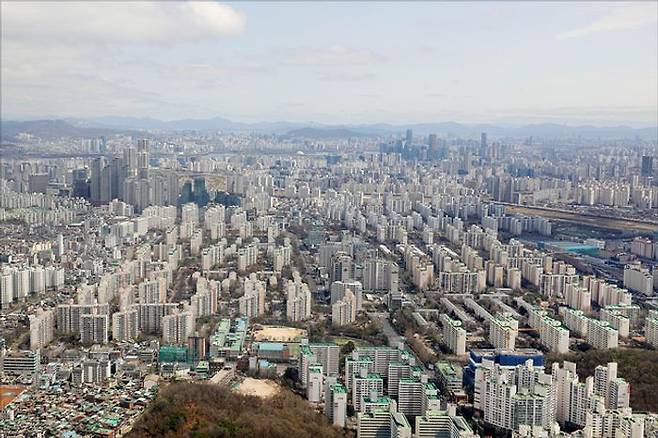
(334, 383), (347, 393)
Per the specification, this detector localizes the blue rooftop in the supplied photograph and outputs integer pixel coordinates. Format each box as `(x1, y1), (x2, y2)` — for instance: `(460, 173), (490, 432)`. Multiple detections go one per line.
(257, 342), (285, 351)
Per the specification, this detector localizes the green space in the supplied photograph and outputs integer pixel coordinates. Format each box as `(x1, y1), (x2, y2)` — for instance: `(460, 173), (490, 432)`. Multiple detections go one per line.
(128, 382), (344, 437)
(547, 348), (658, 413)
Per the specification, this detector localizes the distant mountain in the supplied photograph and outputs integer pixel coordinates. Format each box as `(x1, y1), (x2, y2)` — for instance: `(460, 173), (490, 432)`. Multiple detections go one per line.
(346, 122), (658, 139)
(67, 116), (312, 134)
(285, 127), (368, 139)
(0, 119), (141, 141)
(512, 123), (658, 139)
(2, 116), (656, 140)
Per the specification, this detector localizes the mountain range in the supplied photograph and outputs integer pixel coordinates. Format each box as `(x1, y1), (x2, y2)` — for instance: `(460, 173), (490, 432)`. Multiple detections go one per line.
(1, 116), (656, 141)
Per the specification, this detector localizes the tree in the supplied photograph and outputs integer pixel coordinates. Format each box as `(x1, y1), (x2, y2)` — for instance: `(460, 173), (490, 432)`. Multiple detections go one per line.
(128, 382), (345, 438)
(283, 367), (299, 382)
(340, 341), (355, 356)
(546, 349), (658, 413)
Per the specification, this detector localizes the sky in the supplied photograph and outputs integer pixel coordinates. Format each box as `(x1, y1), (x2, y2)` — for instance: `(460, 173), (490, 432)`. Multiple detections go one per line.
(1, 1), (657, 126)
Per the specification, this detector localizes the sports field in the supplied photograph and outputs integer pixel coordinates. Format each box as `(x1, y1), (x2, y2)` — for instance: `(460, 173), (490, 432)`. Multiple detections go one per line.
(235, 378), (281, 399)
(253, 325), (307, 342)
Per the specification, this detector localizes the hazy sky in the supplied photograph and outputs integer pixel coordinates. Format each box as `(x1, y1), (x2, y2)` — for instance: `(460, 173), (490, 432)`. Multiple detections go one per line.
(2, 1), (657, 126)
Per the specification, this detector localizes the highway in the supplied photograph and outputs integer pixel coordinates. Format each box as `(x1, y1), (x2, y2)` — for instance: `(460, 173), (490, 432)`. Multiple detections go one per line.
(497, 202), (658, 233)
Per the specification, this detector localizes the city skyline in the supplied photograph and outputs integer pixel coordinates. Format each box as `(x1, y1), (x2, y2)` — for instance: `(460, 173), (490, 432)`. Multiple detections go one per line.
(2, 1), (657, 126)
(2, 3), (658, 437)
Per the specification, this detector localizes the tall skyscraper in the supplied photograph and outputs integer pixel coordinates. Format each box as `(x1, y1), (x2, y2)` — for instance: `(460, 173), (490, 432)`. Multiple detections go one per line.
(480, 132), (488, 157)
(193, 177), (210, 207)
(123, 146), (138, 177)
(72, 168), (90, 199)
(641, 156), (653, 176)
(90, 157), (104, 204)
(137, 139), (150, 179)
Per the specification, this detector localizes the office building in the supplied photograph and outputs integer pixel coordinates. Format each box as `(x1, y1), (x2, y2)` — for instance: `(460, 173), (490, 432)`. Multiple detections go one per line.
(1, 350), (40, 376)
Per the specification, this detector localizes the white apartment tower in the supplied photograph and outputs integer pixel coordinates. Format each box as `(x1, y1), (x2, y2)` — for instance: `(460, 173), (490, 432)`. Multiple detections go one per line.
(161, 311), (194, 345)
(286, 275), (312, 322)
(29, 308), (55, 351)
(112, 309), (139, 342)
(440, 314), (467, 355)
(489, 313), (519, 351)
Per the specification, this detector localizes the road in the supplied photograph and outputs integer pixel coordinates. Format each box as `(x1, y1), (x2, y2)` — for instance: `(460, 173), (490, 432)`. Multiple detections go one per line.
(498, 202), (658, 233)
(369, 311), (405, 347)
(368, 311), (435, 378)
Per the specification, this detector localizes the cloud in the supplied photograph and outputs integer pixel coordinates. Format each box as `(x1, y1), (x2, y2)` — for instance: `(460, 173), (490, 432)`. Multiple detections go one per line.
(0, 2), (246, 45)
(318, 72), (376, 82)
(0, 2), (251, 118)
(556, 3), (657, 40)
(286, 45), (384, 66)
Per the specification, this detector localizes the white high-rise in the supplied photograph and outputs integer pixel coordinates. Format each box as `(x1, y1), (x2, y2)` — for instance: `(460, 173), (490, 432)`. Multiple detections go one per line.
(307, 364), (324, 403)
(489, 313), (518, 351)
(332, 288), (357, 326)
(324, 377), (347, 427)
(162, 310), (194, 345)
(286, 273), (312, 322)
(112, 309), (139, 342)
(29, 308), (55, 350)
(646, 310), (658, 348)
(440, 314), (467, 355)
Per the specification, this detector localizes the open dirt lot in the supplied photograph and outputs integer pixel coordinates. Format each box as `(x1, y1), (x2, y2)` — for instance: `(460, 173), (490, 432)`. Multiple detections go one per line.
(234, 378), (281, 399)
(253, 326), (307, 342)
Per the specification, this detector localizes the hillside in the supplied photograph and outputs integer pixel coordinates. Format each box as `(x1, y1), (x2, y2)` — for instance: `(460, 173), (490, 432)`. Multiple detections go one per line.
(0, 119), (141, 141)
(128, 382), (344, 438)
(546, 348), (658, 413)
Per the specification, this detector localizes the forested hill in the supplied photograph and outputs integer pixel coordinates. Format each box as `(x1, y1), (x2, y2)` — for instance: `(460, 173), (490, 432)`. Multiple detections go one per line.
(128, 382), (345, 438)
(547, 349), (658, 413)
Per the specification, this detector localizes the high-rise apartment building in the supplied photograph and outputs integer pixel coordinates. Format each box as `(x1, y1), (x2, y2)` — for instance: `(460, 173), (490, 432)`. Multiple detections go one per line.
(332, 289), (357, 326)
(161, 311), (194, 345)
(112, 309), (139, 342)
(29, 308), (55, 351)
(489, 313), (518, 351)
(80, 313), (109, 345)
(440, 314), (467, 355)
(324, 376), (347, 428)
(286, 274), (312, 322)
